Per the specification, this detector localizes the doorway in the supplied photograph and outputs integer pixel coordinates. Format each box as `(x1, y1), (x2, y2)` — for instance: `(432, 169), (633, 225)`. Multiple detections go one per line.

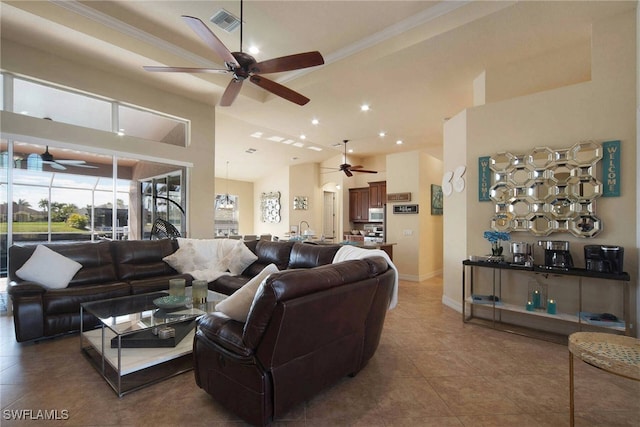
(322, 191), (336, 240)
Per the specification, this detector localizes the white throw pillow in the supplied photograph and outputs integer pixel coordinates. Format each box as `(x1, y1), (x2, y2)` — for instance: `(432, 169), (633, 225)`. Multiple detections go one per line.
(227, 241), (258, 275)
(16, 245), (82, 290)
(215, 263), (278, 322)
(163, 241), (208, 273)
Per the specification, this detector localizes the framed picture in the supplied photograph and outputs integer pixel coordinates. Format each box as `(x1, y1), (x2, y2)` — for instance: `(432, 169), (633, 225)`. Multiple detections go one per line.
(431, 184), (443, 215)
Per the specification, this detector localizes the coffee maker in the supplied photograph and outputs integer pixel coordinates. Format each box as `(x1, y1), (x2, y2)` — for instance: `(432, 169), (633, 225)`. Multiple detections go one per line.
(584, 245), (624, 274)
(538, 240), (573, 269)
(510, 242), (532, 265)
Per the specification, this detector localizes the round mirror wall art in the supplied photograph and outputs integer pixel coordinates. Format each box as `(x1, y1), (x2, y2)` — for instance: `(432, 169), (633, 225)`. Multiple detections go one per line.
(488, 142), (603, 237)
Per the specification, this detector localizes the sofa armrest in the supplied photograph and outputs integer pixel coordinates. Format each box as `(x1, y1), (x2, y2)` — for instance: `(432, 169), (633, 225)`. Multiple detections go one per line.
(196, 312), (254, 357)
(8, 280), (47, 296)
(7, 281), (46, 342)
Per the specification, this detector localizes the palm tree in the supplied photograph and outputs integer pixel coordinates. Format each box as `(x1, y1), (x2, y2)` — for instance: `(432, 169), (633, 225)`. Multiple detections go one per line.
(38, 198), (49, 212)
(16, 198), (31, 211)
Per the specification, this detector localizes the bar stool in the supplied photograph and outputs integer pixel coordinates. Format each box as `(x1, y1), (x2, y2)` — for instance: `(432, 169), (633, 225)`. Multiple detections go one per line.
(568, 332), (640, 426)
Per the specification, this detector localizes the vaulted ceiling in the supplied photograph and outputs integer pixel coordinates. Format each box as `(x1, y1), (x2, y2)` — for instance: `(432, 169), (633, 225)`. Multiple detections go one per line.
(1, 1), (634, 181)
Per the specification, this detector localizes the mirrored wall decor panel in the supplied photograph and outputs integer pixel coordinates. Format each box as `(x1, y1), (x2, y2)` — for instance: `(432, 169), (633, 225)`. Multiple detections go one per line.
(489, 141), (603, 237)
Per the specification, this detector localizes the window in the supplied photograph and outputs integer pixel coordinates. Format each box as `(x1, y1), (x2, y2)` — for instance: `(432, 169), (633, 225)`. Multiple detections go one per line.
(214, 194), (239, 236)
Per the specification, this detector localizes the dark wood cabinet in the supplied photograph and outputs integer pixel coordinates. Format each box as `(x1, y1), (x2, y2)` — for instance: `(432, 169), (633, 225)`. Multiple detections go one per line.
(349, 188), (369, 222)
(369, 181), (386, 208)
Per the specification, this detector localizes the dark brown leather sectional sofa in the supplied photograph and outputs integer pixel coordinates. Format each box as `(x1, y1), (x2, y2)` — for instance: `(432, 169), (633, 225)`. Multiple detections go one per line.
(194, 250), (395, 426)
(7, 239), (379, 343)
(7, 239), (190, 342)
(8, 238), (395, 426)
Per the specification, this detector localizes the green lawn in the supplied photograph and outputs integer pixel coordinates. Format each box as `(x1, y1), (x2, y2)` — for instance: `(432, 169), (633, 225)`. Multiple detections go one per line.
(0, 222), (88, 233)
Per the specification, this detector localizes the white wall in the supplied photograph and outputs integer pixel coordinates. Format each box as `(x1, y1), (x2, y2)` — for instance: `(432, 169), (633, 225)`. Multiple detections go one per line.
(252, 167), (290, 237)
(1, 39), (217, 238)
(444, 10), (638, 333)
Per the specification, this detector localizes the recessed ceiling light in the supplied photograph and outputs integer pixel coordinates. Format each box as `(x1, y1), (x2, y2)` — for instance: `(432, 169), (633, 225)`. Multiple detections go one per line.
(250, 131), (263, 138)
(248, 46), (260, 54)
(267, 136), (285, 142)
(308, 146), (322, 151)
(281, 139), (294, 145)
(311, 118), (319, 125)
(293, 142), (304, 148)
(360, 104), (370, 112)
(300, 134), (306, 140)
(396, 140), (403, 145)
(379, 131), (386, 137)
(348, 149), (353, 153)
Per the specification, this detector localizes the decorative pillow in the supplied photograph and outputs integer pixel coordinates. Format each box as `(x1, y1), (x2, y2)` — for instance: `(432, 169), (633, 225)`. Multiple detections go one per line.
(16, 245), (82, 289)
(227, 240), (258, 275)
(215, 263), (278, 322)
(163, 241), (208, 273)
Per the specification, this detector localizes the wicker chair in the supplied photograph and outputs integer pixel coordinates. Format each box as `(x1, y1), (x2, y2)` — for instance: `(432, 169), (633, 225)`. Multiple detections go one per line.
(150, 218), (181, 240)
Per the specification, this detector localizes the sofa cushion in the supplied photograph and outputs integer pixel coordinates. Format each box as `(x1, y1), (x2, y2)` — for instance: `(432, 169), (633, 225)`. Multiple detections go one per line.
(163, 240), (208, 273)
(9, 241), (119, 287)
(227, 241), (258, 275)
(210, 275), (251, 296)
(243, 240), (294, 277)
(112, 239), (179, 280)
(43, 281), (130, 315)
(216, 264), (278, 322)
(288, 243), (341, 269)
(16, 245), (82, 289)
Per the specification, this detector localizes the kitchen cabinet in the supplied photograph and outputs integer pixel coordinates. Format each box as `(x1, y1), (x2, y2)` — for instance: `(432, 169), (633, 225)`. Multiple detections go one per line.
(462, 260), (631, 342)
(369, 181), (386, 208)
(349, 188), (369, 222)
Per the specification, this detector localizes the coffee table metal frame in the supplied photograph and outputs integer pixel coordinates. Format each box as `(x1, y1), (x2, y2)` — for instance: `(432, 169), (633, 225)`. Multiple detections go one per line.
(80, 290), (225, 397)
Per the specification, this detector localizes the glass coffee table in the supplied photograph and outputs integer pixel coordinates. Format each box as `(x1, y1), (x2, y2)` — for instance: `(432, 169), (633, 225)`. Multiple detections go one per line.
(80, 289), (227, 397)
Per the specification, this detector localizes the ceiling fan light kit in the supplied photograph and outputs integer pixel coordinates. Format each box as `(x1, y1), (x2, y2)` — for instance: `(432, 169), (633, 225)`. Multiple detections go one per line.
(143, 0), (324, 107)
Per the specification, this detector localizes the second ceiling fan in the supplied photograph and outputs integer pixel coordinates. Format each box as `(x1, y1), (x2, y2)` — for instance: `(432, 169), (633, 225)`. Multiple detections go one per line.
(336, 140), (378, 177)
(143, 0), (324, 106)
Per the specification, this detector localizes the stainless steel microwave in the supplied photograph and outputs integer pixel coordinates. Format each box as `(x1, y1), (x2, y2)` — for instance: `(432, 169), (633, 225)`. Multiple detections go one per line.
(368, 208), (384, 222)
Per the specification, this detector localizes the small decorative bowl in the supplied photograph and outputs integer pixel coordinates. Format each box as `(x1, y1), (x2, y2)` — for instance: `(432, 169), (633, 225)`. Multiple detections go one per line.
(153, 296), (189, 309)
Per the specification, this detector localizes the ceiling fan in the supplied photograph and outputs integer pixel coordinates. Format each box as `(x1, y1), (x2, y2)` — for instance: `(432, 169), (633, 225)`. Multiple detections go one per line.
(143, 1), (324, 106)
(40, 146), (98, 170)
(331, 140), (378, 177)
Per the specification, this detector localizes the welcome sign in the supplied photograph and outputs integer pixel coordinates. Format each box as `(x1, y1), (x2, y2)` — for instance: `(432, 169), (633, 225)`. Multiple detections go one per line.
(478, 156), (491, 201)
(602, 140), (621, 197)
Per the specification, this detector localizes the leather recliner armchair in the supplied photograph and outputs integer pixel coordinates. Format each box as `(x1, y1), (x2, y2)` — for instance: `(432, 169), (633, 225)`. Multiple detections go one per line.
(193, 256), (395, 426)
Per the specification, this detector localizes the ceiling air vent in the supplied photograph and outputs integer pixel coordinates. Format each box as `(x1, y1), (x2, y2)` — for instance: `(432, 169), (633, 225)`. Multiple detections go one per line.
(210, 9), (241, 33)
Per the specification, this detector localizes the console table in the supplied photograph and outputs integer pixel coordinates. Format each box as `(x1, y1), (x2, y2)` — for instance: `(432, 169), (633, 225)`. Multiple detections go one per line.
(462, 260), (632, 341)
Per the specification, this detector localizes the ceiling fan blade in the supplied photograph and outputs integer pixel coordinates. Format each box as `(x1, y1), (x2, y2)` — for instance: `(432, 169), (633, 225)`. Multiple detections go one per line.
(69, 163), (99, 169)
(252, 51), (324, 74)
(351, 169), (378, 174)
(344, 169), (353, 177)
(143, 66), (229, 74)
(220, 79), (244, 106)
(49, 162), (67, 171)
(181, 15), (239, 67)
(55, 159), (87, 164)
(249, 75), (310, 105)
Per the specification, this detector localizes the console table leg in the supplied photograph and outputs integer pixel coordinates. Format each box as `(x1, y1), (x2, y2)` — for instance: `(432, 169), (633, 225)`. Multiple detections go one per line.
(569, 351), (575, 427)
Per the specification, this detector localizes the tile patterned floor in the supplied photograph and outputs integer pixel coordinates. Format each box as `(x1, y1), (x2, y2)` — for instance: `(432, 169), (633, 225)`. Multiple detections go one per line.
(1, 277), (638, 426)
